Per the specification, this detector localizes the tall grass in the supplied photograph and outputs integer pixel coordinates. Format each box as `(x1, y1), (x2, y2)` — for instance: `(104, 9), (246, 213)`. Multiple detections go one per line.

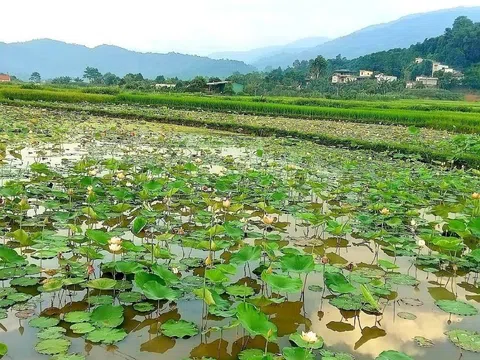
(1, 88), (480, 133)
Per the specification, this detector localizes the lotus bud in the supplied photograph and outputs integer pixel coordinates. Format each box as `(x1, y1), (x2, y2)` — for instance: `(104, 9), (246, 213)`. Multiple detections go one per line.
(205, 255), (212, 266)
(222, 198), (231, 208)
(472, 193), (480, 200)
(262, 215), (275, 225)
(452, 264), (458, 272)
(417, 239), (426, 248)
(67, 188), (74, 196)
(266, 266), (273, 274)
(116, 171), (125, 180)
(88, 169), (97, 176)
(109, 237), (122, 245)
(410, 219), (417, 227)
(321, 256), (329, 265)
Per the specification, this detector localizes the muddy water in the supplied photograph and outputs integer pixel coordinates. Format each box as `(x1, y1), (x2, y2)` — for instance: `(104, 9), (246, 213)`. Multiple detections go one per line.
(0, 134), (478, 360)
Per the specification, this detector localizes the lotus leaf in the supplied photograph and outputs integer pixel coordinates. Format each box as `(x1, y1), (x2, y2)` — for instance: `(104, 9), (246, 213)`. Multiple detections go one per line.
(37, 326), (66, 340)
(236, 303), (277, 340)
(70, 322), (95, 334)
(86, 278), (116, 290)
(35, 338), (71, 355)
(283, 347), (314, 360)
(29, 317), (60, 328)
(325, 272), (355, 294)
(226, 284), (255, 297)
(90, 304), (124, 328)
(446, 329), (480, 352)
(64, 311), (91, 323)
(375, 350), (414, 360)
(161, 319), (199, 338)
(142, 281), (180, 301)
(435, 300), (478, 316)
(86, 328), (127, 344)
(262, 272), (303, 293)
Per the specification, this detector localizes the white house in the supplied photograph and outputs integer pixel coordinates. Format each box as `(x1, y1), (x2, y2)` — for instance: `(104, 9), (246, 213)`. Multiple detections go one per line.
(359, 70), (374, 78)
(375, 73), (398, 82)
(415, 76), (438, 87)
(155, 83), (176, 89)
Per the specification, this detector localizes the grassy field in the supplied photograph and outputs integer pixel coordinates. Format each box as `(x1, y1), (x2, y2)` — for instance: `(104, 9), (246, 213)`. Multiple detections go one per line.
(2, 87), (480, 133)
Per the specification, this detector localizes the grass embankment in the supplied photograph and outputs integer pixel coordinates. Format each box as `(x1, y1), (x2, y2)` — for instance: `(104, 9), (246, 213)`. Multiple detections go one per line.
(2, 100), (479, 168)
(1, 88), (480, 134)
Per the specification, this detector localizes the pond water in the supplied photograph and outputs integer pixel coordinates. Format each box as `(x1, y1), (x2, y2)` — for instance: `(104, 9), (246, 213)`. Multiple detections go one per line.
(0, 106), (479, 360)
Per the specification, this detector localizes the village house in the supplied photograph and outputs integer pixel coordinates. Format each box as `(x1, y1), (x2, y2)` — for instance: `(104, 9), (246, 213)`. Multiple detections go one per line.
(375, 73), (398, 82)
(359, 70), (374, 78)
(331, 70), (357, 84)
(0, 74), (11, 82)
(415, 58), (424, 64)
(155, 83), (176, 89)
(415, 76), (438, 87)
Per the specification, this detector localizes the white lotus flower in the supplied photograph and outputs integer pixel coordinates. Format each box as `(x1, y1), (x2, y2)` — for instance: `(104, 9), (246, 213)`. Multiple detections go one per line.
(222, 199), (231, 208)
(109, 243), (122, 253)
(301, 331), (318, 344)
(417, 239), (426, 248)
(172, 267), (179, 274)
(88, 169), (97, 176)
(116, 172), (125, 180)
(411, 219), (417, 227)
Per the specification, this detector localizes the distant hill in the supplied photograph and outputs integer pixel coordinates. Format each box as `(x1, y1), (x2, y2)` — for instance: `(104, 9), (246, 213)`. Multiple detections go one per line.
(0, 39), (255, 80)
(209, 36), (330, 64)
(253, 6), (480, 69)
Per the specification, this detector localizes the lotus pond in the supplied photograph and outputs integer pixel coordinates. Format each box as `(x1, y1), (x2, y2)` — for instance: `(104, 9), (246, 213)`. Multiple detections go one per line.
(0, 105), (479, 360)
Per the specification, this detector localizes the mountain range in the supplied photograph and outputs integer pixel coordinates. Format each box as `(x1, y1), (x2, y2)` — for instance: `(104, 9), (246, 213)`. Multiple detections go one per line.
(252, 6), (480, 69)
(0, 39), (255, 80)
(1, 6), (480, 80)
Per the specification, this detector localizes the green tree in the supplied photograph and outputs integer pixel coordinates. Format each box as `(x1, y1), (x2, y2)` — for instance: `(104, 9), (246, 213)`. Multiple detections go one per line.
(83, 67), (103, 83)
(29, 72), (41, 83)
(155, 75), (166, 83)
(309, 56), (328, 79)
(102, 72), (121, 86)
(51, 76), (72, 84)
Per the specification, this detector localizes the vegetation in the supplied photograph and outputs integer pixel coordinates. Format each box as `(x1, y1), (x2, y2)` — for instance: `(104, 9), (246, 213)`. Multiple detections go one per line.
(0, 105), (479, 360)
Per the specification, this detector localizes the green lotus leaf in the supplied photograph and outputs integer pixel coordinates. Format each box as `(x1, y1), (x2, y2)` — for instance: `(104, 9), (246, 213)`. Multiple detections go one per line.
(226, 284), (255, 297)
(9, 277), (40, 287)
(40, 278), (64, 292)
(161, 319), (199, 338)
(7, 292), (32, 303)
(0, 246), (25, 264)
(236, 303), (277, 340)
(238, 349), (276, 360)
(435, 300), (478, 316)
(151, 264), (179, 285)
(37, 326), (66, 340)
(289, 332), (324, 349)
(446, 329), (480, 352)
(90, 304), (124, 328)
(280, 254), (315, 273)
(205, 268), (229, 283)
(329, 295), (363, 311)
(70, 322), (95, 334)
(133, 302), (156, 313)
(230, 245), (262, 264)
(132, 216), (148, 235)
(319, 350), (355, 359)
(86, 278), (117, 290)
(85, 229), (111, 245)
(134, 271), (165, 290)
(115, 261), (144, 274)
(29, 316), (60, 328)
(0, 267), (26, 280)
(413, 336), (434, 348)
(87, 295), (113, 305)
(385, 273), (419, 286)
(142, 281), (180, 301)
(31, 250), (58, 259)
(283, 347), (314, 360)
(262, 272), (303, 293)
(0, 343), (7, 357)
(375, 350), (414, 360)
(118, 291), (142, 303)
(35, 338), (71, 355)
(325, 272), (355, 294)
(86, 328), (127, 344)
(64, 311), (91, 323)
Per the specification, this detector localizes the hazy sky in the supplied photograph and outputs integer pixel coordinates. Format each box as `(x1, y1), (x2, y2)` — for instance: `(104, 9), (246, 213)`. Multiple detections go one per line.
(1, 0), (479, 55)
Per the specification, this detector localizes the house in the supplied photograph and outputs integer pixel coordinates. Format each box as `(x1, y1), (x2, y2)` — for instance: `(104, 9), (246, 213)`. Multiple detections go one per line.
(332, 70), (357, 84)
(155, 83), (176, 89)
(375, 73), (398, 82)
(0, 74), (11, 82)
(415, 58), (424, 64)
(359, 70), (373, 78)
(406, 81), (415, 89)
(432, 62), (450, 73)
(415, 76), (438, 87)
